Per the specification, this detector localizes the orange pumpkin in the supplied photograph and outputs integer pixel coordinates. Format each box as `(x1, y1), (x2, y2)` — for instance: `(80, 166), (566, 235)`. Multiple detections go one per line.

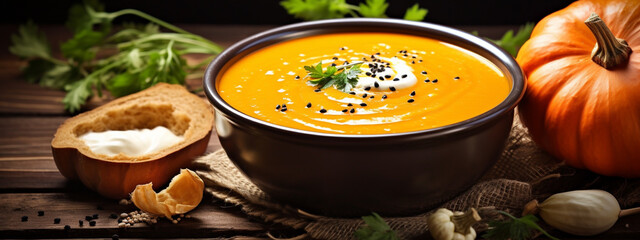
(516, 0), (640, 177)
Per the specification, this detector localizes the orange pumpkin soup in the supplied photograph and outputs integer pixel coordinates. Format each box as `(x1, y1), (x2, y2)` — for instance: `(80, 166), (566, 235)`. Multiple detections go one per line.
(218, 32), (510, 134)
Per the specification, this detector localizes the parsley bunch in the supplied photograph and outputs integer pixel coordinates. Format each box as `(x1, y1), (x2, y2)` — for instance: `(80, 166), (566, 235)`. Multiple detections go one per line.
(281, 0), (428, 21)
(304, 61), (362, 92)
(483, 211), (559, 240)
(9, 0), (222, 113)
(354, 212), (399, 240)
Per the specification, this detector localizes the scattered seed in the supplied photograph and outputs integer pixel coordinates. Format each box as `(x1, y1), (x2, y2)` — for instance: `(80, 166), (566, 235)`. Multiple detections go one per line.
(454, 76), (460, 80)
(408, 99), (415, 103)
(364, 86), (371, 91)
(393, 78), (399, 81)
(370, 96), (375, 99)
(424, 79), (430, 83)
(319, 109), (327, 113)
(421, 71), (427, 74)
(306, 102), (312, 108)
(347, 103), (353, 107)
(120, 213), (128, 218)
(64, 225), (71, 230)
(350, 108), (355, 113)
(21, 216), (28, 222)
(349, 91), (356, 95)
(410, 91), (415, 96)
(332, 57), (338, 60)
(342, 109), (348, 113)
(384, 75), (391, 79)
(112, 234), (120, 240)
(374, 82), (380, 88)
(38, 211), (44, 216)
(54, 218), (61, 224)
(89, 220), (96, 226)
(378, 76), (384, 81)
(362, 93), (368, 98)
(79, 220), (83, 226)
(314, 89), (321, 92)
(275, 104), (281, 110)
(280, 107), (287, 112)
(382, 95), (387, 99)
(389, 87), (396, 91)
(330, 63), (337, 67)
(295, 75), (300, 79)
(365, 72), (372, 76)
(401, 74), (407, 78)
(432, 79), (438, 83)
(360, 103), (367, 107)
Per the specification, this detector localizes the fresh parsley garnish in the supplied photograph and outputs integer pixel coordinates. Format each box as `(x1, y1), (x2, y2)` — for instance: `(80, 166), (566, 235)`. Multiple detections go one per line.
(483, 211), (559, 240)
(9, 1), (222, 113)
(354, 212), (399, 240)
(490, 23), (535, 56)
(304, 61), (362, 92)
(280, 0), (427, 21)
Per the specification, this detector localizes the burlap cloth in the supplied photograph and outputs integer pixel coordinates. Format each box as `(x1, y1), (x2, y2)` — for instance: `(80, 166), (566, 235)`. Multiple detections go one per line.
(192, 115), (640, 239)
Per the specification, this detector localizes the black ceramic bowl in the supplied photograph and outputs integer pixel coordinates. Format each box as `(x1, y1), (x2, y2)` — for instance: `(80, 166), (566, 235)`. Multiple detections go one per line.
(203, 18), (525, 217)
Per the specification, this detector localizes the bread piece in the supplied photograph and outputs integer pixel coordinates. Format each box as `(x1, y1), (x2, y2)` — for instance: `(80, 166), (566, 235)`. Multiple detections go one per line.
(51, 83), (214, 198)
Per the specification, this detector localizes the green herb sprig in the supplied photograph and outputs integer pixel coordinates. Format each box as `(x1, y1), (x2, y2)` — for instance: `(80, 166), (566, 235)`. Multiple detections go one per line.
(304, 61), (363, 92)
(489, 23), (535, 56)
(280, 0), (427, 21)
(354, 212), (399, 240)
(9, 0), (222, 113)
(483, 211), (559, 240)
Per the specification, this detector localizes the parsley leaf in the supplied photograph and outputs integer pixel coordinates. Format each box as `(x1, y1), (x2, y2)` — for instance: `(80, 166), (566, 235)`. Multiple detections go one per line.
(304, 62), (362, 92)
(483, 211), (559, 240)
(359, 0), (388, 18)
(490, 23), (534, 56)
(280, 0), (354, 21)
(403, 3), (428, 21)
(9, 21), (52, 60)
(354, 213), (399, 240)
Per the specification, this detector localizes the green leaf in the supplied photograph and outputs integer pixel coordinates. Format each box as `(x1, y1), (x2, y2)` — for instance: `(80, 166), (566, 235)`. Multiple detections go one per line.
(358, 0), (388, 18)
(106, 72), (140, 97)
(63, 77), (94, 113)
(280, 0), (353, 20)
(354, 213), (399, 240)
(490, 23), (534, 56)
(40, 64), (81, 90)
(304, 62), (362, 92)
(9, 21), (52, 59)
(22, 59), (55, 84)
(66, 0), (105, 33)
(483, 211), (559, 240)
(403, 3), (427, 21)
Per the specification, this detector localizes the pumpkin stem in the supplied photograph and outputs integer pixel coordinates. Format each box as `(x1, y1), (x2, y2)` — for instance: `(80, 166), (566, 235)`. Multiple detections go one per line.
(451, 208), (481, 235)
(584, 13), (632, 69)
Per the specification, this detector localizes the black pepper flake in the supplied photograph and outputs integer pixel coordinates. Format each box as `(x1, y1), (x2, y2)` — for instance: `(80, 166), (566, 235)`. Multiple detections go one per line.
(109, 213), (118, 219)
(362, 93), (368, 98)
(421, 71), (427, 74)
(378, 76), (384, 81)
(393, 78), (400, 81)
(374, 82), (380, 88)
(350, 108), (355, 113)
(384, 75), (391, 79)
(314, 89), (321, 92)
(306, 102), (312, 108)
(401, 74), (407, 78)
(349, 91), (356, 95)
(275, 105), (281, 110)
(360, 103), (368, 107)
(342, 109), (348, 113)
(410, 91), (416, 96)
(54, 218), (61, 224)
(408, 99), (415, 103)
(112, 234), (120, 240)
(454, 76), (460, 80)
(295, 75), (300, 79)
(432, 79), (438, 83)
(364, 86), (371, 91)
(64, 225), (71, 230)
(347, 103), (353, 107)
(389, 86), (396, 91)
(89, 220), (96, 226)
(319, 109), (327, 113)
(79, 220), (83, 226)
(21, 216), (28, 222)
(382, 95), (387, 99)
(38, 211), (44, 216)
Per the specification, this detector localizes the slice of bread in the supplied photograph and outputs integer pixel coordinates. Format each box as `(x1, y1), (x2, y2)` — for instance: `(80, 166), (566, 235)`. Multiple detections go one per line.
(51, 83), (214, 198)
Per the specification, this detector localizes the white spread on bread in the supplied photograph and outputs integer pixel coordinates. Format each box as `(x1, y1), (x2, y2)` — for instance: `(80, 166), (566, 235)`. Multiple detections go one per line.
(79, 126), (184, 157)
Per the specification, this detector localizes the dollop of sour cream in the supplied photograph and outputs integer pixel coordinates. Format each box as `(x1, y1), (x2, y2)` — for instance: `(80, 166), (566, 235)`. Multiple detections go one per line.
(79, 126), (184, 157)
(356, 56), (417, 91)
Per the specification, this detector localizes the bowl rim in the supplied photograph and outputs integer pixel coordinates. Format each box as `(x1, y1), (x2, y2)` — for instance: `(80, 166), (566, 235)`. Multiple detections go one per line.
(203, 18), (525, 141)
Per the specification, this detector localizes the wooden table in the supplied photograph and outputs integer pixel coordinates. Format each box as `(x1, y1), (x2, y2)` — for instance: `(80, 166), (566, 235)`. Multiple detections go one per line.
(0, 24), (638, 239)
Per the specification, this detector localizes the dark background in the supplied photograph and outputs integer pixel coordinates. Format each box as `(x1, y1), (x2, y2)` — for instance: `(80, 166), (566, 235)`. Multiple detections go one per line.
(3, 0), (575, 25)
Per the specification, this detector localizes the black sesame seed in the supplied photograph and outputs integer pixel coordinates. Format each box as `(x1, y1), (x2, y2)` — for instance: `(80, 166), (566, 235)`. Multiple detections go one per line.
(365, 72), (372, 76)
(370, 96), (375, 99)
(393, 78), (399, 81)
(79, 220), (83, 226)
(38, 211), (44, 216)
(280, 107), (287, 112)
(282, 104), (286, 108)
(411, 61), (415, 64)
(364, 86), (371, 91)
(89, 221), (96, 226)
(410, 91), (416, 96)
(349, 92), (356, 95)
(117, 218), (122, 223)
(401, 74), (407, 78)
(378, 76), (384, 81)
(109, 213), (118, 219)
(343, 61), (349, 65)
(419, 60), (423, 62)
(385, 75), (391, 79)
(330, 63), (337, 67)
(21, 216), (28, 222)
(332, 57), (338, 60)
(368, 63), (374, 68)
(424, 79), (430, 83)
(375, 52), (381, 55)
(371, 74), (376, 78)
(319, 109), (327, 113)
(432, 79), (438, 83)
(362, 93), (368, 98)
(382, 95), (387, 99)
(347, 103), (353, 106)
(421, 71), (427, 74)
(112, 234), (120, 240)
(306, 102), (312, 108)
(275, 105), (280, 110)
(64, 225), (71, 230)
(339, 47), (345, 50)
(454, 76), (460, 80)
(412, 55), (417, 59)
(374, 82), (380, 88)
(314, 89), (321, 92)
(403, 54), (408, 57)
(85, 216), (93, 221)
(342, 109), (348, 113)
(371, 55), (375, 58)
(362, 57), (368, 61)
(295, 75), (300, 79)
(54, 218), (61, 224)
(408, 99), (415, 103)
(360, 103), (368, 107)
(350, 108), (355, 113)
(389, 86), (396, 91)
